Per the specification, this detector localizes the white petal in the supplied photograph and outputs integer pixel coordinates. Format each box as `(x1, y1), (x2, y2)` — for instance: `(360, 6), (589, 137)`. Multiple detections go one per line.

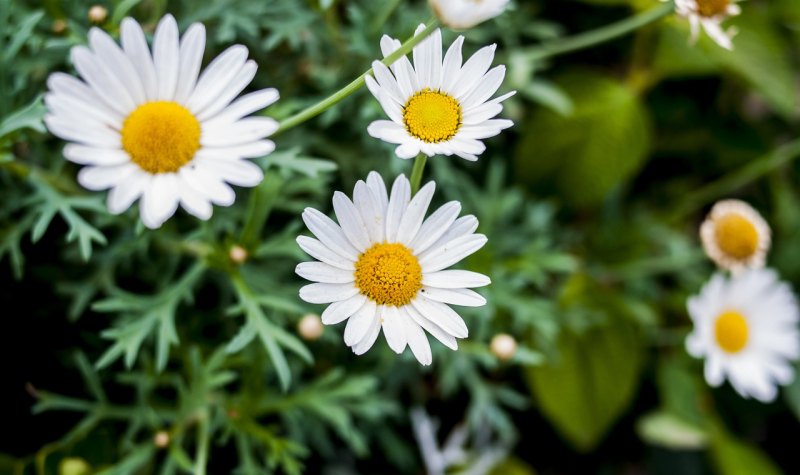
(196, 157), (263, 187)
(396, 142), (421, 159)
(70, 47), (136, 115)
(382, 305), (407, 354)
(366, 171), (389, 212)
(153, 14), (180, 100)
(385, 174), (411, 242)
(418, 233), (488, 273)
(201, 117), (278, 147)
(460, 65), (506, 108)
(196, 60), (258, 122)
(296, 261), (355, 284)
(451, 44), (496, 100)
(352, 305), (383, 355)
(429, 215), (479, 251)
(344, 300), (378, 346)
(332, 191), (372, 252)
(45, 91), (119, 130)
(77, 163), (137, 191)
(321, 294), (367, 325)
(201, 89), (279, 128)
(409, 201), (460, 254)
(177, 178), (212, 220)
(107, 171), (147, 214)
(46, 73), (124, 124)
(120, 18), (158, 101)
(179, 165), (236, 206)
(405, 305), (458, 350)
(187, 45), (248, 114)
(375, 87), (403, 124)
(140, 173), (180, 228)
(421, 287), (486, 307)
(353, 181), (384, 243)
(45, 115), (120, 148)
(422, 270), (490, 288)
(88, 27), (146, 104)
(367, 120), (409, 144)
(411, 296), (468, 338)
(440, 36), (464, 95)
(396, 181), (435, 245)
(299, 283), (359, 304)
(371, 61), (405, 106)
(63, 144), (128, 166)
(463, 102), (503, 125)
(173, 23), (207, 104)
(302, 208), (360, 261)
(296, 235), (355, 271)
(404, 317), (432, 365)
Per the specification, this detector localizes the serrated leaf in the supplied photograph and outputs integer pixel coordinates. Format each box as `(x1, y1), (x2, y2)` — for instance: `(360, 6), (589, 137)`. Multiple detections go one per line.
(514, 71), (651, 207)
(0, 96), (46, 138)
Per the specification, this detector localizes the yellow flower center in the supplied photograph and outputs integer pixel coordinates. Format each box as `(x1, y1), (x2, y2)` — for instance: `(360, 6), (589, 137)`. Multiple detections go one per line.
(121, 101), (201, 174)
(354, 242), (422, 306)
(714, 310), (749, 353)
(403, 89), (462, 143)
(714, 213), (759, 260)
(696, 0), (730, 17)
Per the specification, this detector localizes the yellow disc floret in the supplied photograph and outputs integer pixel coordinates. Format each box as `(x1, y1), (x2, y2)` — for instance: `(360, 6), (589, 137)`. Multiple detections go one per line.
(696, 0), (730, 18)
(714, 213), (759, 260)
(354, 242), (423, 306)
(403, 89), (461, 143)
(121, 101), (201, 174)
(714, 310), (749, 353)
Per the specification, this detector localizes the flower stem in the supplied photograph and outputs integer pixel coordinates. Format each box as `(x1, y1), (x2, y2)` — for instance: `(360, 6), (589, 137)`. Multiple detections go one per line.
(275, 19), (439, 135)
(240, 170), (284, 248)
(409, 154), (428, 195)
(523, 2), (674, 61)
(194, 412), (210, 475)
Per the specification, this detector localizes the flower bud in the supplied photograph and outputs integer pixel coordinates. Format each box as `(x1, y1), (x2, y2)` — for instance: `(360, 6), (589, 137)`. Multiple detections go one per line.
(298, 313), (324, 341)
(52, 19), (67, 34)
(229, 245), (248, 264)
(490, 333), (517, 361)
(88, 5), (108, 24)
(429, 0), (509, 30)
(154, 430), (170, 448)
(59, 458), (91, 475)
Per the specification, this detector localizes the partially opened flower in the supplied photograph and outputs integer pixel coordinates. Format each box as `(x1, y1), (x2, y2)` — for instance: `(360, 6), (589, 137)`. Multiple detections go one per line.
(429, 0), (510, 30)
(45, 14), (279, 228)
(366, 26), (514, 161)
(700, 199), (770, 274)
(686, 269), (799, 402)
(671, 0), (741, 50)
(296, 172), (490, 365)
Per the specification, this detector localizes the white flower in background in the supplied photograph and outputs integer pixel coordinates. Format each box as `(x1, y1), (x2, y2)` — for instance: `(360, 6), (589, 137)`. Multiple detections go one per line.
(671, 0), (741, 50)
(45, 14), (279, 228)
(700, 199), (770, 274)
(429, 0), (510, 30)
(366, 26), (514, 162)
(296, 172), (490, 365)
(686, 269), (799, 402)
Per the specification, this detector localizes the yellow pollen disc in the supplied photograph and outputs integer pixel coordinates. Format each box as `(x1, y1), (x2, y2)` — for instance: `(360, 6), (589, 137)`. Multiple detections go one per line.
(354, 242), (423, 306)
(714, 310), (748, 353)
(696, 0), (730, 17)
(403, 88), (462, 143)
(714, 213), (759, 260)
(121, 101), (201, 174)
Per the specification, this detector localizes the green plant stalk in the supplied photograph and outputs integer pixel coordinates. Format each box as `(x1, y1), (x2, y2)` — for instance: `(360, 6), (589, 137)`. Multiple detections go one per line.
(275, 19), (439, 135)
(240, 171), (284, 248)
(524, 1), (674, 61)
(194, 412), (210, 475)
(409, 154), (428, 195)
(674, 137), (800, 218)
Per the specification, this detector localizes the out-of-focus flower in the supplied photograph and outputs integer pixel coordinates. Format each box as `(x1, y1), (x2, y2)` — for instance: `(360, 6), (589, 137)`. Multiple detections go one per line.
(88, 5), (108, 24)
(700, 199), (770, 274)
(296, 172), (490, 365)
(153, 431), (170, 448)
(229, 244), (248, 264)
(298, 313), (324, 340)
(686, 269), (799, 402)
(671, 0), (741, 50)
(45, 15), (279, 228)
(366, 26), (514, 161)
(428, 0), (510, 30)
(490, 333), (517, 361)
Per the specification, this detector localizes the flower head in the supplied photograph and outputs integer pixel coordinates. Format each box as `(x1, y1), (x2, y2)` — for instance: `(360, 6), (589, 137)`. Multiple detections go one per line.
(429, 0), (510, 30)
(45, 15), (279, 228)
(296, 172), (490, 365)
(671, 0), (741, 50)
(686, 269), (799, 402)
(366, 26), (514, 162)
(700, 199), (770, 274)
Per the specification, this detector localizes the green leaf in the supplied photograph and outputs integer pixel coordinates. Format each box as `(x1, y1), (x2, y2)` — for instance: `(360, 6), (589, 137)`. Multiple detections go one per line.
(514, 71), (651, 207)
(636, 411), (708, 450)
(0, 96), (46, 138)
(783, 362), (800, 422)
(709, 422), (782, 475)
(525, 317), (643, 451)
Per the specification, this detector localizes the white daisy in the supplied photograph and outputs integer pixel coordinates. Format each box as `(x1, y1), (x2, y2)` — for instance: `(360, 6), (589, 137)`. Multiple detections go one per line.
(686, 269), (800, 402)
(700, 199), (770, 274)
(44, 14), (279, 229)
(295, 172), (490, 365)
(671, 0), (741, 50)
(366, 25), (514, 162)
(428, 0), (510, 30)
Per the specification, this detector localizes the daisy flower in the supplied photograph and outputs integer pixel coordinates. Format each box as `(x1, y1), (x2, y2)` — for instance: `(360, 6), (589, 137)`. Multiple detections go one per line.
(700, 199), (770, 274)
(686, 269), (799, 402)
(44, 14), (279, 228)
(428, 0), (510, 30)
(295, 172), (490, 365)
(671, 0), (741, 50)
(366, 25), (514, 161)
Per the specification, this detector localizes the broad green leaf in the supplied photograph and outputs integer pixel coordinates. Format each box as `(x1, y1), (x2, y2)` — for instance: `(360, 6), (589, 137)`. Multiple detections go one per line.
(709, 423), (782, 475)
(636, 411), (708, 450)
(514, 71), (651, 207)
(783, 362), (800, 422)
(489, 457), (538, 475)
(525, 318), (643, 451)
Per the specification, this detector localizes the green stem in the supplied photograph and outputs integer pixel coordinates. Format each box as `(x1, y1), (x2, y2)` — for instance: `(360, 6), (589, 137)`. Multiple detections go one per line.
(409, 154), (428, 195)
(523, 2), (674, 61)
(240, 171), (284, 248)
(275, 19), (439, 135)
(673, 137), (800, 219)
(194, 412), (210, 475)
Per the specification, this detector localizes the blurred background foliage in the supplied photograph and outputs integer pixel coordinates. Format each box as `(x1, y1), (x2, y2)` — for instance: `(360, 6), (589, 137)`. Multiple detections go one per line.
(1, 0), (800, 473)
